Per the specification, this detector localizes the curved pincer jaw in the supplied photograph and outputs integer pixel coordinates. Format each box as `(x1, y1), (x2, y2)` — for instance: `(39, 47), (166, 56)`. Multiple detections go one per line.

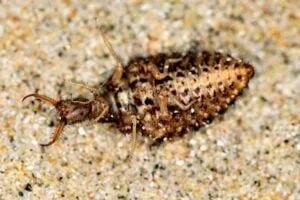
(22, 93), (58, 106)
(22, 93), (66, 147)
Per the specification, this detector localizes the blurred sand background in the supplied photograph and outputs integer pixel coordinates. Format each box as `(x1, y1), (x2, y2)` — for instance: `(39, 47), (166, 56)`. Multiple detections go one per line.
(0, 0), (299, 199)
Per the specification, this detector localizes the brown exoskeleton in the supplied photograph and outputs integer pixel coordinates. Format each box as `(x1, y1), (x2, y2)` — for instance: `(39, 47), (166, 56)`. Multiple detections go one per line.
(23, 26), (255, 147)
(23, 93), (109, 146)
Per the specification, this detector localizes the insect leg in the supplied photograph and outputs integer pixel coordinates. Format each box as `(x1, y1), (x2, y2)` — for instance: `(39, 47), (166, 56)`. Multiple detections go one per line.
(110, 65), (123, 86)
(98, 26), (124, 86)
(130, 116), (137, 152)
(94, 101), (109, 122)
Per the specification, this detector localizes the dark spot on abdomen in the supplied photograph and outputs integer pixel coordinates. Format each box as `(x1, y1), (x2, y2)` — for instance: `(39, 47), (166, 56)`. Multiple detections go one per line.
(145, 97), (154, 105)
(154, 75), (173, 85)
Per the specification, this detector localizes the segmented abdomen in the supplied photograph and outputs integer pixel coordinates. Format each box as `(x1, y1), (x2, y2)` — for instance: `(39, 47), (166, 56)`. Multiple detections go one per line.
(106, 51), (254, 139)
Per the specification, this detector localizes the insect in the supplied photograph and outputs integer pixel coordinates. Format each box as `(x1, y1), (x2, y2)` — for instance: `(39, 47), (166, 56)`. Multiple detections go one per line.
(23, 26), (255, 147)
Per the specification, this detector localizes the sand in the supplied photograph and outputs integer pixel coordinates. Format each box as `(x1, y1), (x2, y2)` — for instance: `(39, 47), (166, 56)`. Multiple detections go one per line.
(0, 0), (299, 199)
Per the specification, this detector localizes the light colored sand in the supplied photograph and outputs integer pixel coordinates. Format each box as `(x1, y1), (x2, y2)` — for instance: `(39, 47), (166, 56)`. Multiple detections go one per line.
(0, 0), (299, 199)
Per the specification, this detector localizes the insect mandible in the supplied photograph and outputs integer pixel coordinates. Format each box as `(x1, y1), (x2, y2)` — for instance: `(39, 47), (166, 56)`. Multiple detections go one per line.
(23, 25), (255, 147)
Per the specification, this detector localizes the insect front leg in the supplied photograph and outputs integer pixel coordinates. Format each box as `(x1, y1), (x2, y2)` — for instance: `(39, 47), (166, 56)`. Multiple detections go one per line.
(94, 98), (109, 122)
(130, 116), (137, 152)
(98, 25), (124, 86)
(110, 65), (123, 86)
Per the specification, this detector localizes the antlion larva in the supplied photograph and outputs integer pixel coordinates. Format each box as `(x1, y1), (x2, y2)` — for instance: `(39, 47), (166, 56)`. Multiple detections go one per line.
(23, 27), (254, 146)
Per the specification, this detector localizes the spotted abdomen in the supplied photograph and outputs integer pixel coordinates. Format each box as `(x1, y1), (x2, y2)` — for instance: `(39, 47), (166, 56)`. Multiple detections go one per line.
(109, 51), (254, 139)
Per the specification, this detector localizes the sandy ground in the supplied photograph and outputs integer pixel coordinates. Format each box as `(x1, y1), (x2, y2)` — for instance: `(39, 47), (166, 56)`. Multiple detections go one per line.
(0, 0), (299, 199)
